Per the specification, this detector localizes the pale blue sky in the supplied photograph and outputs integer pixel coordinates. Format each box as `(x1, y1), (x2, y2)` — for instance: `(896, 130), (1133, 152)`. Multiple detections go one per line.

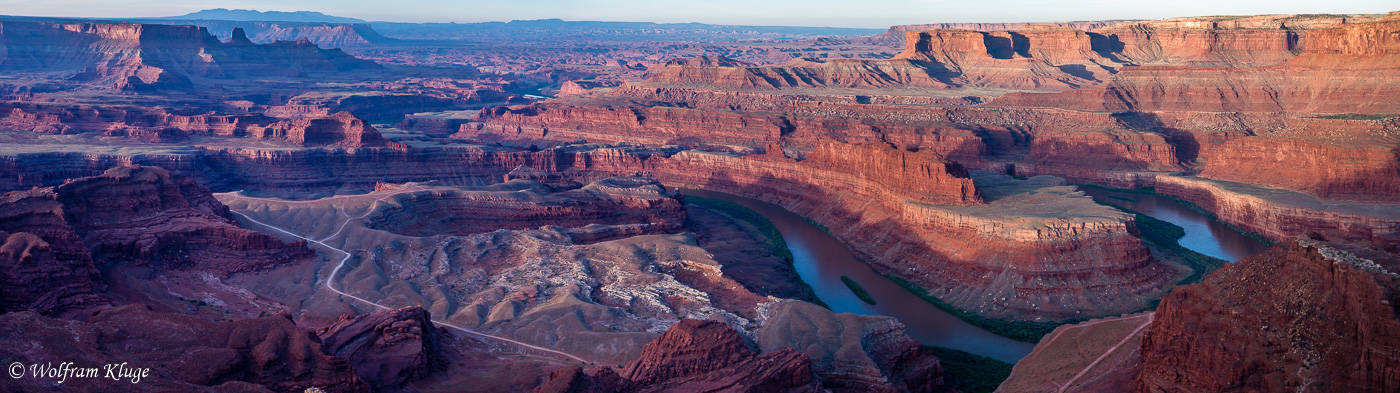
(1, 0), (1395, 28)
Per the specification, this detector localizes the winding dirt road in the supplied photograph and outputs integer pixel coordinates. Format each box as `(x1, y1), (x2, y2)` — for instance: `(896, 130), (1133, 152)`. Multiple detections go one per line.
(225, 189), (594, 364)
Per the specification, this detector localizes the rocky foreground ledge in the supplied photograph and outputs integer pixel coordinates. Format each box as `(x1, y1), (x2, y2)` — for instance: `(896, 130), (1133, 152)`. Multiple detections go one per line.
(1004, 237), (1400, 392)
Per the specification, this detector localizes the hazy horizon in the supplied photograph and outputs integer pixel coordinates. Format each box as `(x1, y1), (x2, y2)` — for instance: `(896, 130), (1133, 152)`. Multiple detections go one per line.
(0, 0), (1395, 28)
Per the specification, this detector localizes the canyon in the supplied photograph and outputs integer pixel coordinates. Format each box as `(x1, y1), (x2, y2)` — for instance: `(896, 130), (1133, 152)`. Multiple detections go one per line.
(0, 7), (1396, 393)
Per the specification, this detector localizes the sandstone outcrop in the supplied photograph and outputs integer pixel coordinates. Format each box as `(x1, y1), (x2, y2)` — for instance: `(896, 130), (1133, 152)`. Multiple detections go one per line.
(0, 151), (206, 191)
(317, 306), (447, 390)
(643, 155), (1167, 320)
(57, 165), (314, 274)
(1017, 128), (1183, 178)
(245, 111), (386, 147)
(1167, 177), (1400, 248)
(1134, 239), (1400, 392)
(364, 177), (686, 238)
(0, 11), (1397, 393)
(646, 25), (1118, 92)
(0, 304), (370, 392)
(994, 18), (1400, 114)
(1008, 239), (1400, 393)
(805, 141), (981, 205)
(453, 14), (1400, 285)
(893, 27), (1117, 90)
(863, 21), (1129, 47)
(536, 319), (822, 393)
(0, 165), (314, 276)
(1091, 21), (1300, 67)
(0, 101), (395, 148)
(268, 93), (457, 122)
(0, 19), (380, 91)
(999, 169), (1400, 252)
(0, 230), (104, 316)
(758, 301), (948, 392)
(0, 101), (274, 141)
(662, 55), (754, 67)
(464, 93), (1190, 171)
(0, 189), (106, 316)
(1195, 126), (1400, 202)
(644, 57), (955, 90)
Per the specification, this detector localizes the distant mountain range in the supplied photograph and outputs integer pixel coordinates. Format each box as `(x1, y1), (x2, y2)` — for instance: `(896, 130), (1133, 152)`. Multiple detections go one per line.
(162, 8), (365, 23)
(133, 10), (884, 45)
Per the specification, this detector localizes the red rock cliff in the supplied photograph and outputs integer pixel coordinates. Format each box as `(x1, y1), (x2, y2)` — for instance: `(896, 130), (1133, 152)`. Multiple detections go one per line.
(317, 306), (447, 390)
(805, 141), (981, 205)
(536, 319), (822, 393)
(0, 19), (379, 91)
(0, 304), (370, 392)
(995, 18), (1400, 114)
(1135, 239), (1400, 392)
(0, 229), (103, 316)
(0, 189), (105, 316)
(48, 165), (314, 275)
(365, 177), (686, 239)
(246, 111), (387, 147)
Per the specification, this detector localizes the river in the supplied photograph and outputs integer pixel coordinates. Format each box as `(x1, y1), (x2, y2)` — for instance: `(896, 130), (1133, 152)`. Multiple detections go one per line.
(682, 189), (1036, 363)
(683, 186), (1271, 364)
(1079, 187), (1271, 261)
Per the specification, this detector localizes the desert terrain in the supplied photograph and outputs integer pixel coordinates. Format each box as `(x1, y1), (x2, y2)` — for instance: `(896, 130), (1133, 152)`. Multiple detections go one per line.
(0, 6), (1398, 393)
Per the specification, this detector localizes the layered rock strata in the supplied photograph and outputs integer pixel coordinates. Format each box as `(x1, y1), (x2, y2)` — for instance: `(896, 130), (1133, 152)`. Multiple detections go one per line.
(536, 319), (822, 393)
(0, 182), (106, 317)
(0, 19), (379, 91)
(863, 21), (1129, 47)
(1004, 168), (1400, 250)
(0, 229), (103, 315)
(634, 153), (1166, 320)
(757, 301), (949, 392)
(174, 21), (397, 49)
(994, 18), (1400, 114)
(0, 304), (370, 392)
(317, 306), (447, 390)
(1150, 176), (1400, 248)
(641, 21), (1137, 92)
(892, 27), (1117, 90)
(268, 93), (457, 122)
(365, 177), (685, 238)
(534, 306), (955, 393)
(245, 111), (387, 147)
(0, 102), (388, 146)
(0, 165), (314, 276)
(1195, 135), (1400, 202)
(0, 102), (271, 141)
(464, 96), (1189, 176)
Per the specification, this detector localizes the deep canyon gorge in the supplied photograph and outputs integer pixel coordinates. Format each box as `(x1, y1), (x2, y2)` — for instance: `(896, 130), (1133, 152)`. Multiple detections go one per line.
(0, 6), (1397, 393)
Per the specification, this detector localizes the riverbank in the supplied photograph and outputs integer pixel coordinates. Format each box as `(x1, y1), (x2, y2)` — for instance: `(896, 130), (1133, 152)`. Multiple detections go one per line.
(885, 274), (1069, 343)
(1121, 206), (1228, 286)
(926, 346), (1015, 393)
(684, 194), (827, 308)
(683, 189), (1036, 362)
(1080, 184), (1275, 246)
